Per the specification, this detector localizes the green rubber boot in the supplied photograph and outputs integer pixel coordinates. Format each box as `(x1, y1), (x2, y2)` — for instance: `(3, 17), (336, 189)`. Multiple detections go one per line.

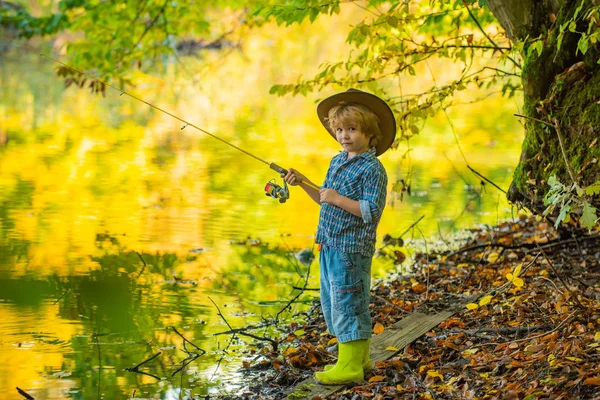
(324, 339), (372, 374)
(315, 339), (368, 385)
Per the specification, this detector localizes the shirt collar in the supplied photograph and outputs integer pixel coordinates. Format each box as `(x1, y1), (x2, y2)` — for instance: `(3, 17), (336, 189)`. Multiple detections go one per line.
(339, 147), (376, 161)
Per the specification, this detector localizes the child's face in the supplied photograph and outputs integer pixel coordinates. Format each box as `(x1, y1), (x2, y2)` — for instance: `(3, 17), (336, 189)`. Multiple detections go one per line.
(333, 120), (371, 157)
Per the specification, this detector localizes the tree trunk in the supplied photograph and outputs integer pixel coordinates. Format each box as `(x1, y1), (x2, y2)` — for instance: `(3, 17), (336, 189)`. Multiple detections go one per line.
(488, 0), (600, 211)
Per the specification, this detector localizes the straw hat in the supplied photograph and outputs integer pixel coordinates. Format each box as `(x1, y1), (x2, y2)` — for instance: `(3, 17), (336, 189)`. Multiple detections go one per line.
(317, 88), (396, 156)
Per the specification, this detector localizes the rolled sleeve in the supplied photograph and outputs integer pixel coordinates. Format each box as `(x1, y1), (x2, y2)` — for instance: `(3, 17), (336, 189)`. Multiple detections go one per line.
(360, 166), (387, 224)
(359, 200), (373, 223)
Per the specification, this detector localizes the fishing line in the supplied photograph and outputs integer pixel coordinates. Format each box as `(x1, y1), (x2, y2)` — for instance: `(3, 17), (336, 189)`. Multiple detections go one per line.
(0, 36), (321, 194)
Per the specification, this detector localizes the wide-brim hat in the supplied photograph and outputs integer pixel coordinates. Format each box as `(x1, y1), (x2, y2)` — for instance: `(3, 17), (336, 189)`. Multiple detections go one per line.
(317, 88), (396, 157)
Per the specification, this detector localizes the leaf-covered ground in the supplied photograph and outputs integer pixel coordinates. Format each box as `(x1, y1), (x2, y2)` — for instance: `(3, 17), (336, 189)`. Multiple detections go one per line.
(232, 217), (600, 400)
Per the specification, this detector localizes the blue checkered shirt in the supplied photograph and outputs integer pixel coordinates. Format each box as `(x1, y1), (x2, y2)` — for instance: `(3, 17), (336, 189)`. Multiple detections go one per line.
(315, 147), (388, 257)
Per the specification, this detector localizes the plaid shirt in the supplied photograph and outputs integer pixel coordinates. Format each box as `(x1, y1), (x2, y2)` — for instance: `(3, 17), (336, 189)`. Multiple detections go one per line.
(316, 147), (388, 257)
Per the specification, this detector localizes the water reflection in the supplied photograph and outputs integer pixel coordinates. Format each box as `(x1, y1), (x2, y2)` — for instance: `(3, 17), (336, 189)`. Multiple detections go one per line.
(0, 234), (317, 398)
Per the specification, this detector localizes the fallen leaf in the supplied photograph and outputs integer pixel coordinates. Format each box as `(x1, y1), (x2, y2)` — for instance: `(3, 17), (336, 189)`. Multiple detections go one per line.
(487, 252), (500, 263)
(373, 323), (385, 334)
(466, 303), (478, 310)
(479, 295), (493, 306)
(525, 344), (545, 354)
(411, 283), (426, 293)
(565, 356), (583, 362)
(584, 376), (600, 386)
(327, 337), (338, 346)
(427, 369), (444, 381)
(368, 375), (387, 383)
(386, 346), (399, 351)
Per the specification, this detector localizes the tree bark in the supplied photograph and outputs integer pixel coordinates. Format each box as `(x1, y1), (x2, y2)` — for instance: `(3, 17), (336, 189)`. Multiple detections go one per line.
(487, 0), (600, 210)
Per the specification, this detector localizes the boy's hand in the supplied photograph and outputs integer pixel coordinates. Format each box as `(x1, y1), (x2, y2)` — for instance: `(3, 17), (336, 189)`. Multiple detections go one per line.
(281, 168), (306, 186)
(319, 188), (340, 205)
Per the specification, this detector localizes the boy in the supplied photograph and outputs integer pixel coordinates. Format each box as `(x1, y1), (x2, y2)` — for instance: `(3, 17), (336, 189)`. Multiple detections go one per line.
(282, 88), (396, 385)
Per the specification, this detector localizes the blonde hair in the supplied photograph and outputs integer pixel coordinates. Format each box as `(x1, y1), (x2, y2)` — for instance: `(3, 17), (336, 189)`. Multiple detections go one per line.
(326, 102), (382, 148)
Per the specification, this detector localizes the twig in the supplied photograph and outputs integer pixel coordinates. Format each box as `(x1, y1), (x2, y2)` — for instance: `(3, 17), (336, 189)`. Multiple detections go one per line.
(463, 1), (520, 68)
(403, 362), (439, 400)
(448, 234), (600, 258)
(467, 165), (507, 194)
(551, 118), (578, 185)
(207, 297), (239, 380)
(16, 387), (35, 400)
(170, 327), (204, 378)
(514, 113), (553, 127)
(125, 351), (162, 380)
(235, 331), (279, 348)
(171, 326), (204, 355)
(416, 226), (430, 301)
(451, 324), (552, 336)
(399, 215), (425, 238)
(535, 243), (586, 311)
(292, 286), (319, 291)
(136, 252), (147, 280)
(53, 288), (71, 305)
(275, 242), (316, 322)
(514, 114), (577, 185)
(485, 311), (577, 345)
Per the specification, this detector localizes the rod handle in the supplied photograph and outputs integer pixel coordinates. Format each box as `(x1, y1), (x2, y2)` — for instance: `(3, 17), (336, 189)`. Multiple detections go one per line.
(270, 163), (321, 191)
(269, 163), (288, 175)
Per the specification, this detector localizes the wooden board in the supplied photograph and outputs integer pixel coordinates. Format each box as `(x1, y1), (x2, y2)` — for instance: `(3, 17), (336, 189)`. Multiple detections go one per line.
(284, 310), (460, 399)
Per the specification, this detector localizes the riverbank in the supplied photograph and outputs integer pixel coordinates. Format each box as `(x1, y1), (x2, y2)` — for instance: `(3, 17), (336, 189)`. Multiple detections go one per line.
(227, 216), (600, 399)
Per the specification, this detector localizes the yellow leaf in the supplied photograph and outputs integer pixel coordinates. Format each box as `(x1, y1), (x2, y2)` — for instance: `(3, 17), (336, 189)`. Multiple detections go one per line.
(513, 277), (524, 288)
(479, 295), (493, 306)
(566, 356), (583, 362)
(396, 384), (406, 391)
(466, 303), (478, 310)
(373, 323), (385, 334)
(513, 263), (523, 277)
(427, 370), (444, 381)
(506, 272), (514, 281)
(487, 252), (500, 263)
(368, 375), (386, 383)
(294, 329), (306, 336)
(594, 331), (600, 341)
(462, 348), (479, 357)
(479, 372), (489, 378)
(457, 263), (469, 268)
(284, 347), (299, 356)
(386, 346), (399, 351)
(327, 337), (338, 346)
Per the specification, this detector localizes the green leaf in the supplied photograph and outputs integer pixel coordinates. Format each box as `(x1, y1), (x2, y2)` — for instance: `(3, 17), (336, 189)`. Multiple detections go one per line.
(569, 21), (577, 32)
(387, 16), (398, 28)
(581, 202), (598, 230)
(535, 40), (543, 57)
(556, 204), (571, 227)
(578, 34), (589, 55)
(585, 181), (600, 196)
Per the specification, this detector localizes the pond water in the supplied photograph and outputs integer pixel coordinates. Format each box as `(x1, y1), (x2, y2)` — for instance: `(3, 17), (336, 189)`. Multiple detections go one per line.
(0, 13), (523, 400)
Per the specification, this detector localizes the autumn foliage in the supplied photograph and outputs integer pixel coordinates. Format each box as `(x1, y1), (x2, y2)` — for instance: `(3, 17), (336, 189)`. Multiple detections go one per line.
(240, 217), (600, 399)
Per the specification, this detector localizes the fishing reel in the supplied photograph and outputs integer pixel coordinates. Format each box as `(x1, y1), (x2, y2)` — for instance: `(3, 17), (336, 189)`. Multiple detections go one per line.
(265, 178), (289, 203)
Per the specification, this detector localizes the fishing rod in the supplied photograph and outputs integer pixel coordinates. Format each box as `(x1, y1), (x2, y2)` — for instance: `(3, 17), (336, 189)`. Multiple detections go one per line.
(0, 36), (321, 203)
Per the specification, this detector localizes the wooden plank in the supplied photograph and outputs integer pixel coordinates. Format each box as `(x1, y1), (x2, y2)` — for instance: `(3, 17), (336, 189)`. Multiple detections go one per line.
(285, 309), (462, 399)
